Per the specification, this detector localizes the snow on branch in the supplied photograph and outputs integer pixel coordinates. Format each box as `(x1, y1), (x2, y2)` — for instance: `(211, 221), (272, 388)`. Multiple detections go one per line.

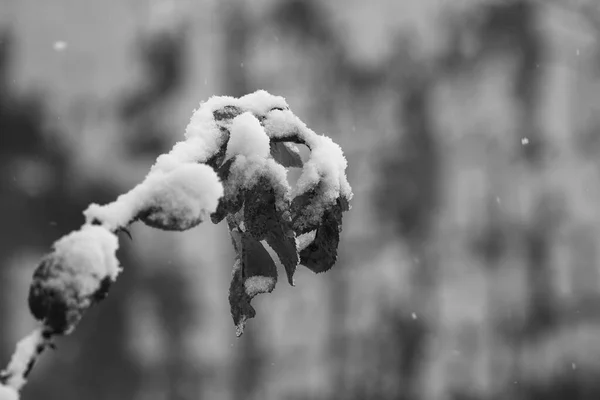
(0, 90), (353, 397)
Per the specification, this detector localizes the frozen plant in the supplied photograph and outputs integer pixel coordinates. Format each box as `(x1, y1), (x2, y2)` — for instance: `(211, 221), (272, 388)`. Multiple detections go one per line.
(0, 90), (352, 398)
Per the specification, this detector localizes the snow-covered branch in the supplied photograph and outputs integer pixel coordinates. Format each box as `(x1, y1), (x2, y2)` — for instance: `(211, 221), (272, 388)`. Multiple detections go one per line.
(0, 90), (352, 398)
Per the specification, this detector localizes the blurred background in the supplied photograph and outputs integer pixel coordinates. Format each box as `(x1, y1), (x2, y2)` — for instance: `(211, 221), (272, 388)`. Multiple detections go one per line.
(1, 0), (600, 399)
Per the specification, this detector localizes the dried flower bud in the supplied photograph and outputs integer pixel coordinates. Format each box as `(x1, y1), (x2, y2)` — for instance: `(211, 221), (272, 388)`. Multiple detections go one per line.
(139, 164), (223, 231)
(28, 225), (120, 335)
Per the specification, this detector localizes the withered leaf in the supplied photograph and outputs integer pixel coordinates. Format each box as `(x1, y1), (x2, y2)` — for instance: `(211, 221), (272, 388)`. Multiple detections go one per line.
(213, 105), (244, 121)
(211, 157), (244, 224)
(299, 198), (344, 274)
(228, 231), (277, 337)
(244, 178), (298, 285)
(339, 194), (351, 212)
(270, 142), (303, 168)
(290, 188), (322, 235)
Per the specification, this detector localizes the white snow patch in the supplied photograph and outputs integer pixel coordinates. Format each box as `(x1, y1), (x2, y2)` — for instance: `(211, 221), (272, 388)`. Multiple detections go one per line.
(262, 109), (303, 140)
(297, 231), (317, 252)
(239, 90), (288, 115)
(244, 276), (276, 298)
(2, 329), (47, 391)
(142, 163), (223, 228)
(225, 113), (270, 161)
(54, 225), (121, 281)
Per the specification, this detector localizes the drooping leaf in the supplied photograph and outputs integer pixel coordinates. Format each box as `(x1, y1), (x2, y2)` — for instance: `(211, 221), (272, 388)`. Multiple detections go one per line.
(291, 182), (350, 235)
(211, 157), (243, 224)
(228, 231), (277, 337)
(290, 187), (322, 234)
(339, 194), (351, 212)
(243, 179), (275, 240)
(244, 177), (298, 285)
(266, 232), (298, 286)
(270, 142), (303, 168)
(299, 198), (344, 274)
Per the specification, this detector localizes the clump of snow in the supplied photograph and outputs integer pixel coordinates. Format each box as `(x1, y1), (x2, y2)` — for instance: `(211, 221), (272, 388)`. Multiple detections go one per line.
(261, 109), (303, 140)
(225, 113), (270, 161)
(0, 385), (18, 400)
(85, 163), (223, 231)
(238, 90), (289, 115)
(244, 276), (276, 298)
(141, 163), (224, 230)
(295, 135), (347, 198)
(1, 329), (46, 391)
(54, 225), (121, 281)
(151, 95), (239, 174)
(297, 231), (317, 252)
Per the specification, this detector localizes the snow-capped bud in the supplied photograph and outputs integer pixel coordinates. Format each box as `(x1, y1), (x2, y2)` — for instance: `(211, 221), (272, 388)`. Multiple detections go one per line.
(139, 163), (223, 231)
(28, 225), (120, 335)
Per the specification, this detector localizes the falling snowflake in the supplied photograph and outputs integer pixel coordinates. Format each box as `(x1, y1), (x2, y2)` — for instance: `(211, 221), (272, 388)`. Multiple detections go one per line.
(411, 312), (417, 320)
(521, 138), (529, 145)
(53, 41), (67, 51)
